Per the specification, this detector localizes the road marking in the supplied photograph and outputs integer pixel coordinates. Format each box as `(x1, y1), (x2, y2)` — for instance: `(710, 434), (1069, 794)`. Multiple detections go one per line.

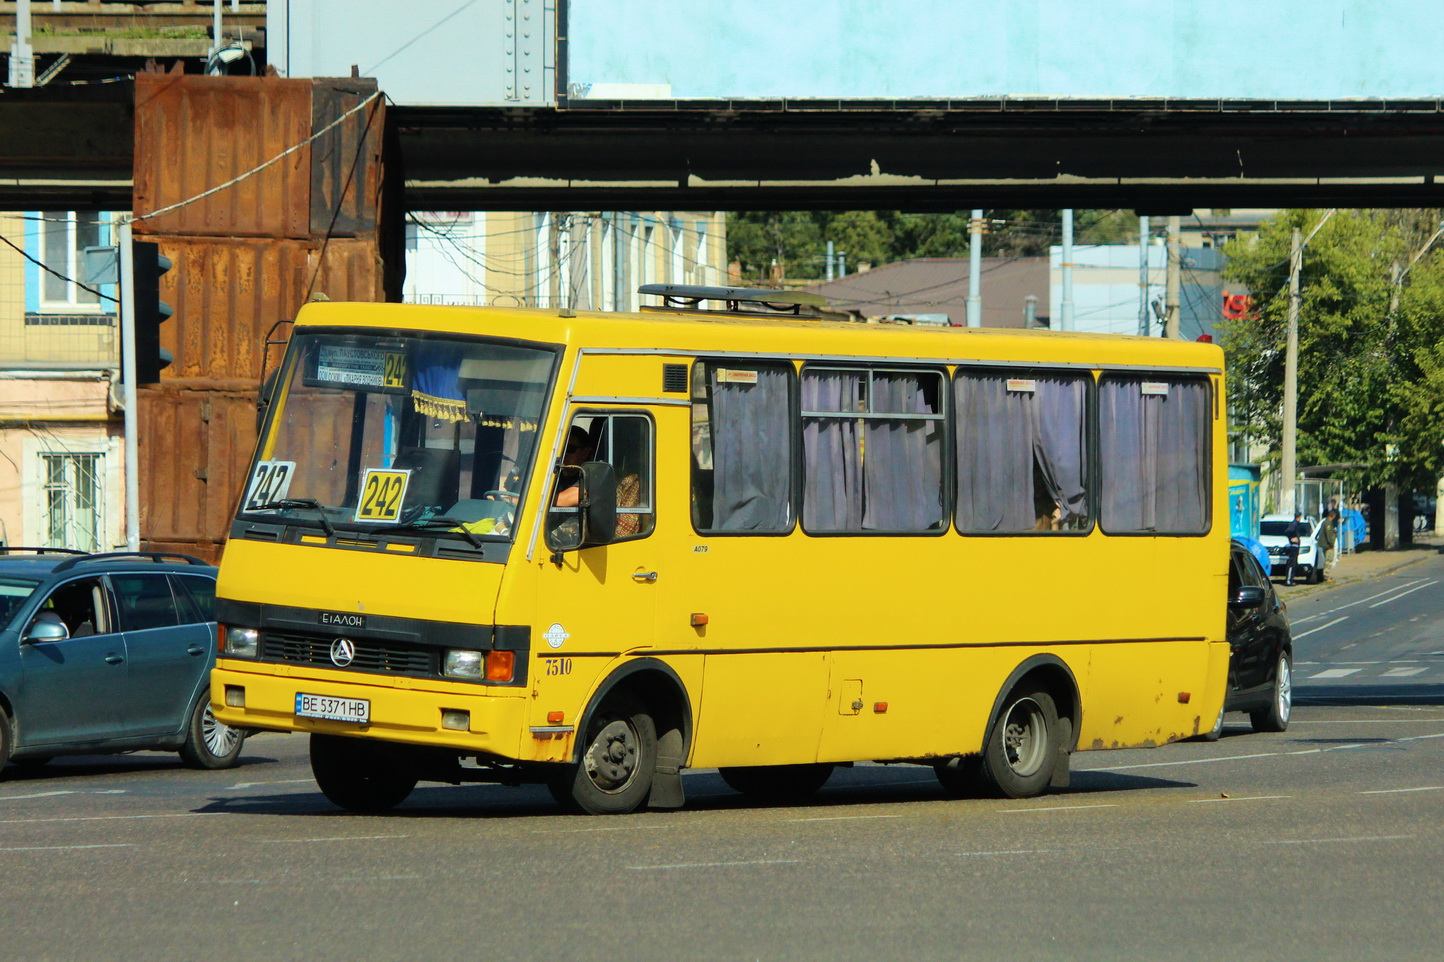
(1382, 667), (1428, 677)
(0, 790), (78, 801)
(788, 814), (904, 823)
(955, 850), (1064, 856)
(1321, 580), (1426, 615)
(999, 804), (1118, 813)
(1360, 786), (1444, 794)
(0, 789), (127, 801)
(1261, 835), (1413, 845)
(0, 843), (136, 852)
(1368, 580), (1439, 608)
(1294, 617), (1349, 639)
(1092, 742), (1375, 772)
(0, 812), (222, 825)
(1308, 668), (1362, 679)
(227, 778), (316, 790)
(258, 835), (408, 843)
(628, 859), (801, 871)
(1191, 795), (1293, 803)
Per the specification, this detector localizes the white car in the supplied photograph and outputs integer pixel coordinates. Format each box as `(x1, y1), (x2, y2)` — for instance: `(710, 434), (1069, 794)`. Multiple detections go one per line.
(1257, 513), (1325, 584)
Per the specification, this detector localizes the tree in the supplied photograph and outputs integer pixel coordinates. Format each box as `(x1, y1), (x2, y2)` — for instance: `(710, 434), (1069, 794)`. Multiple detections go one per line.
(1220, 209), (1444, 494)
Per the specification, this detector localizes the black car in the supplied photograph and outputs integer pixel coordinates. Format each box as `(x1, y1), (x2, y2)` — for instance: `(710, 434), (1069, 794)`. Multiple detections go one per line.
(1205, 542), (1295, 738)
(0, 549), (246, 775)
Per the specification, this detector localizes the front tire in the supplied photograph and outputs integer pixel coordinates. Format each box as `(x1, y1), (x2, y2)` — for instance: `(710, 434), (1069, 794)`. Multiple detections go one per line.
(978, 687), (1060, 798)
(179, 698), (246, 769)
(310, 734), (418, 813)
(719, 763), (834, 800)
(550, 693), (657, 815)
(1201, 704), (1225, 742)
(1250, 652), (1293, 733)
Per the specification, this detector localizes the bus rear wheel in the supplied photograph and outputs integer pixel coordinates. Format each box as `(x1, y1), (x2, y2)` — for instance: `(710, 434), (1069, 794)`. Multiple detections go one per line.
(719, 763), (835, 800)
(979, 687), (1060, 799)
(310, 734), (418, 813)
(550, 693), (657, 815)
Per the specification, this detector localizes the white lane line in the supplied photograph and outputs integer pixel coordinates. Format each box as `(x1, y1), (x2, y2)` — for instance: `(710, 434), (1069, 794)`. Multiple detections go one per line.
(1368, 580), (1440, 608)
(1360, 786), (1444, 795)
(1091, 743), (1374, 772)
(258, 835), (408, 844)
(1261, 835), (1413, 845)
(1382, 667), (1429, 677)
(1191, 795), (1293, 803)
(788, 814), (904, 823)
(1294, 617), (1349, 639)
(228, 778), (316, 790)
(999, 804), (1118, 813)
(1309, 668), (1363, 679)
(0, 790), (78, 801)
(0, 812), (221, 825)
(955, 850), (1064, 857)
(628, 859), (801, 871)
(1322, 580), (1426, 615)
(0, 843), (136, 852)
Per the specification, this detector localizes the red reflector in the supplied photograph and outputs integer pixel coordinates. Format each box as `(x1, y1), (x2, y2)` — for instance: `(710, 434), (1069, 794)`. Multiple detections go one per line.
(546, 711), (564, 724)
(485, 650), (515, 682)
(1178, 692), (1192, 704)
(690, 612), (709, 627)
(873, 702), (888, 713)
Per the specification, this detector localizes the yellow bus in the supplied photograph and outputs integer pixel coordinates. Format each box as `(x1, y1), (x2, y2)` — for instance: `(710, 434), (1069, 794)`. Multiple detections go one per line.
(212, 287), (1229, 815)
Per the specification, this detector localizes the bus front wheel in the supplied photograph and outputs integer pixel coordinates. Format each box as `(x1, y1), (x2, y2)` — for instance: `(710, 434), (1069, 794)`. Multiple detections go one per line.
(310, 734), (418, 813)
(550, 693), (657, 815)
(979, 687), (1060, 799)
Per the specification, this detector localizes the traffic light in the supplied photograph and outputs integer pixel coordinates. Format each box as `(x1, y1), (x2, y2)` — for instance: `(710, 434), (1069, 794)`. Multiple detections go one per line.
(130, 240), (174, 384)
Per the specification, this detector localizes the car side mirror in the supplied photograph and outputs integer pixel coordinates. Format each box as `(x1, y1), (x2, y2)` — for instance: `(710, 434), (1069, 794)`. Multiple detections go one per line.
(1230, 585), (1267, 609)
(23, 618), (70, 644)
(578, 461), (617, 548)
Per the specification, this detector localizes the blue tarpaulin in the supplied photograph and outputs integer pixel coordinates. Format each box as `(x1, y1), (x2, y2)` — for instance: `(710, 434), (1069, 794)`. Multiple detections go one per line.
(1233, 536), (1272, 574)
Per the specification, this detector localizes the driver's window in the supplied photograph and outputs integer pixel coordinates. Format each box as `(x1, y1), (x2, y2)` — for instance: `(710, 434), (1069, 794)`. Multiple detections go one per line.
(546, 413), (655, 547)
(30, 577), (109, 640)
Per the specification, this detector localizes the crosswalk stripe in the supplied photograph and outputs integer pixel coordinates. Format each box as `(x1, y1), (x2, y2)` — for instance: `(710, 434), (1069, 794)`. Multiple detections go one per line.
(1308, 668), (1363, 679)
(1381, 667), (1428, 677)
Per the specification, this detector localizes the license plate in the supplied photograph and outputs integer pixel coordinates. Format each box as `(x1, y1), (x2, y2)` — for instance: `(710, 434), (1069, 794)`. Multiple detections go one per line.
(295, 692), (370, 723)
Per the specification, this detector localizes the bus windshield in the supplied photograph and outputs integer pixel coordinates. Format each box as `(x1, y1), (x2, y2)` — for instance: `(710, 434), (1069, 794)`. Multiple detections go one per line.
(238, 331), (556, 544)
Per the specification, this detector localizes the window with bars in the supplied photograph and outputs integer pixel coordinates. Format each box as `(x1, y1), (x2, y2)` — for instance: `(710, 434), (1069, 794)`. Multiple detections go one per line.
(43, 453), (103, 552)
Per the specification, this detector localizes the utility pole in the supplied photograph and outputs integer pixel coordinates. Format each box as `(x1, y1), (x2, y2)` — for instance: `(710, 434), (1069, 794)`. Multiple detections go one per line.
(118, 219), (141, 551)
(1164, 215), (1181, 338)
(1060, 209), (1074, 332)
(1137, 215), (1151, 335)
(8, 0), (35, 87)
(1280, 226), (1302, 517)
(966, 209), (983, 328)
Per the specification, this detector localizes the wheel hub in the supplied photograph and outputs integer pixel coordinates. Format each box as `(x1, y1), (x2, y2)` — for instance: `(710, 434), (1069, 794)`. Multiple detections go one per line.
(584, 718), (639, 793)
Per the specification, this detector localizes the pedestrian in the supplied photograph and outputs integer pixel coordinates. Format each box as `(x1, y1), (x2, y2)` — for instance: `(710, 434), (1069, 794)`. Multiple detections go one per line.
(1283, 511), (1306, 586)
(1318, 509), (1338, 574)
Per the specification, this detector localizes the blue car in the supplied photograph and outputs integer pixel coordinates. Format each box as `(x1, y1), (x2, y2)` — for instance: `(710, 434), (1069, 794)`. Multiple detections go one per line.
(0, 549), (246, 775)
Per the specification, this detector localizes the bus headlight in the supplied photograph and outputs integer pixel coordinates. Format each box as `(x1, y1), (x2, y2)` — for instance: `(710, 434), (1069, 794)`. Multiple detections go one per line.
(224, 626), (260, 657)
(444, 649), (484, 679)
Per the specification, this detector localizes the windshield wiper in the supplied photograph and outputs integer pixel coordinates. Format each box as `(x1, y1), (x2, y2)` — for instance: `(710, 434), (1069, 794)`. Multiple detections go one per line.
(249, 498), (336, 538)
(373, 517), (487, 549)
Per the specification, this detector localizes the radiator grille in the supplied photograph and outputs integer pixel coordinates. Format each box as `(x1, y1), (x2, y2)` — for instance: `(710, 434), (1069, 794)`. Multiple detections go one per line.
(263, 631), (434, 676)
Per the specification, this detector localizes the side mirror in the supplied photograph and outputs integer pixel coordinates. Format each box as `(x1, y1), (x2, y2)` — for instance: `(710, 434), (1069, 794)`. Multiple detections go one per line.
(578, 461), (617, 547)
(1230, 585), (1267, 609)
(24, 616), (70, 644)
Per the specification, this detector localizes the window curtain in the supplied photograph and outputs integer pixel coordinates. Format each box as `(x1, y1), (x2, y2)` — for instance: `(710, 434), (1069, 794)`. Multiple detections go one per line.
(956, 373), (1088, 531)
(863, 373), (943, 530)
(1100, 379), (1209, 532)
(803, 372), (864, 530)
(710, 365), (791, 530)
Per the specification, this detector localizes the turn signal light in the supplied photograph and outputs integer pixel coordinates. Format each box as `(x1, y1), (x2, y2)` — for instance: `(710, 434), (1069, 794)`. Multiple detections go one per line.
(873, 702), (888, 713)
(690, 613), (709, 627)
(547, 711), (564, 724)
(485, 650), (515, 682)
(1178, 692), (1192, 704)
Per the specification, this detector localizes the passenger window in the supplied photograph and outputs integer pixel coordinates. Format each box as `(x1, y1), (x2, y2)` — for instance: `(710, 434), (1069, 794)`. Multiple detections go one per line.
(801, 367), (945, 533)
(171, 575), (216, 624)
(111, 574), (181, 631)
(1099, 376), (1210, 534)
(545, 413), (655, 547)
(691, 360), (794, 533)
(30, 577), (109, 639)
(955, 370), (1090, 533)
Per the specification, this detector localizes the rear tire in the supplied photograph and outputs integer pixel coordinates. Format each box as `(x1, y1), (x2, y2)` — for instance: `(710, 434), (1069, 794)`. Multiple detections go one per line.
(719, 763), (834, 800)
(1250, 652), (1293, 733)
(549, 693), (657, 815)
(179, 698), (246, 769)
(0, 710), (12, 777)
(978, 687), (1060, 799)
(310, 733), (418, 813)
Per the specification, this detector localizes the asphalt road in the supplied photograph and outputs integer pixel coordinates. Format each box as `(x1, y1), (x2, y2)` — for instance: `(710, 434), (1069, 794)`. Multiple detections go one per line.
(3, 559), (1442, 961)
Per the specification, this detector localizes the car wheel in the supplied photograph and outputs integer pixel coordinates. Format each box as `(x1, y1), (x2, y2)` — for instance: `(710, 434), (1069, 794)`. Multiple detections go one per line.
(1201, 704), (1225, 741)
(719, 763), (835, 800)
(179, 698), (247, 769)
(310, 733), (418, 813)
(1250, 652), (1293, 733)
(548, 693), (657, 815)
(0, 709), (12, 776)
(978, 686), (1060, 798)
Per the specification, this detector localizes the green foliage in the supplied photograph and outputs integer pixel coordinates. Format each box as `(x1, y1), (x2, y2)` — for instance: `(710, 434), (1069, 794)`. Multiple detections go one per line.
(1221, 209), (1444, 490)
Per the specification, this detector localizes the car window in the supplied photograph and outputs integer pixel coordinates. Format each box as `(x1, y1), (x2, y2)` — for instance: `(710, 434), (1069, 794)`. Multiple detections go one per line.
(111, 573), (181, 631)
(0, 577), (41, 630)
(31, 577), (110, 638)
(1238, 551), (1269, 588)
(1228, 553), (1244, 596)
(171, 574), (216, 624)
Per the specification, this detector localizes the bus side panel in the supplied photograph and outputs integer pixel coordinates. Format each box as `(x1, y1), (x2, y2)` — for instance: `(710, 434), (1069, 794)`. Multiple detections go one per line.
(687, 653), (830, 769)
(1077, 640), (1225, 748)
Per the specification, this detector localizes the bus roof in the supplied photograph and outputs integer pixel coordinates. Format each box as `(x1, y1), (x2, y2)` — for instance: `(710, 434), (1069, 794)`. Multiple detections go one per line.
(291, 301), (1224, 371)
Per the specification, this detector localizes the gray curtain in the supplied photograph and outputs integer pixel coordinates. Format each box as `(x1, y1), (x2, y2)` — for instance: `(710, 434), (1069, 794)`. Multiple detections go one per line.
(710, 365), (791, 530)
(803, 371), (864, 530)
(956, 373), (1088, 531)
(863, 373), (943, 530)
(1100, 379), (1209, 532)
